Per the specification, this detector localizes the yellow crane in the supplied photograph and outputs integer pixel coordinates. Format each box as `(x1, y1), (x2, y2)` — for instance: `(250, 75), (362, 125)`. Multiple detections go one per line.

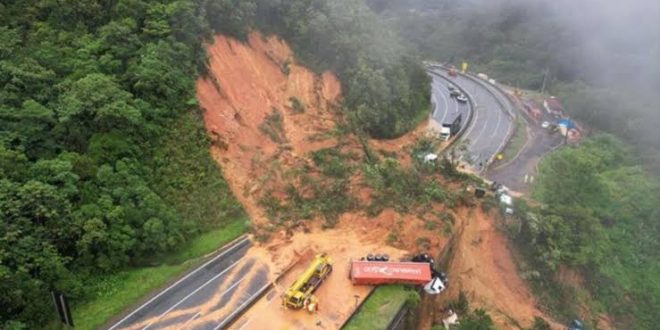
(282, 253), (333, 312)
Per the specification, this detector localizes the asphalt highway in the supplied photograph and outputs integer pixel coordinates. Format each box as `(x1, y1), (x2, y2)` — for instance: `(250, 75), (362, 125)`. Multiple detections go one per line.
(488, 109), (564, 192)
(430, 73), (470, 129)
(429, 68), (514, 171)
(107, 237), (270, 330)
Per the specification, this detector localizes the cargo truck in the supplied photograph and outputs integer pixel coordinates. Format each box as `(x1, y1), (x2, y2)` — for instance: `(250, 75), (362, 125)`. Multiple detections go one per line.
(349, 261), (432, 286)
(439, 113), (463, 141)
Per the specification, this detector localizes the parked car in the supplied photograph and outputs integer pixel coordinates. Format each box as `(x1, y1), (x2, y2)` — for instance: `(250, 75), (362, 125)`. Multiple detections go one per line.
(541, 121), (550, 129)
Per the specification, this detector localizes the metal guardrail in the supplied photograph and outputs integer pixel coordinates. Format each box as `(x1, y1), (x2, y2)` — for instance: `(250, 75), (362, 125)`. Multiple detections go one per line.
(386, 301), (410, 330)
(215, 281), (274, 329)
(105, 235), (251, 330)
(458, 72), (522, 171)
(430, 64), (518, 171)
(339, 287), (378, 329)
(341, 66), (513, 330)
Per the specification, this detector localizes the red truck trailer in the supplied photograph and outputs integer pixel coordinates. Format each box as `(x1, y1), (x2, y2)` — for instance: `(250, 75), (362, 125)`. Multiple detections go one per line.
(349, 261), (432, 286)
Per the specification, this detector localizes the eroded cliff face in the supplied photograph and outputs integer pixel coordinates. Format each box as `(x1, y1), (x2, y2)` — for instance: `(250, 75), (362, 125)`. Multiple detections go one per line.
(195, 31), (565, 330)
(196, 31), (341, 226)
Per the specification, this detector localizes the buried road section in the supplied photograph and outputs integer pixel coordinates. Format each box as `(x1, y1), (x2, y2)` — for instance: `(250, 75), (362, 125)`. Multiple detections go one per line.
(108, 237), (271, 330)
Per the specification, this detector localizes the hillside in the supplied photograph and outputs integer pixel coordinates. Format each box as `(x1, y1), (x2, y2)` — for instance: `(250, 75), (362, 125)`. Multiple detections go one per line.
(195, 31), (563, 329)
(0, 0), (433, 327)
(4, 0), (655, 329)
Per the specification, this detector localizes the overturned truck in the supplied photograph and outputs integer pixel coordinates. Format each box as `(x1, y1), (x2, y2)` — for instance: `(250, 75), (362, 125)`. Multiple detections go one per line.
(350, 261), (432, 286)
(349, 258), (448, 294)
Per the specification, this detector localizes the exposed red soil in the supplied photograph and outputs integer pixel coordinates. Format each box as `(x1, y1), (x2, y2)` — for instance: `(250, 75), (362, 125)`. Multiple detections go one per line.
(196, 31), (573, 330)
(371, 119), (436, 167)
(557, 267), (615, 330)
(196, 31), (449, 327)
(197, 32), (342, 228)
(422, 209), (564, 329)
(229, 224), (407, 329)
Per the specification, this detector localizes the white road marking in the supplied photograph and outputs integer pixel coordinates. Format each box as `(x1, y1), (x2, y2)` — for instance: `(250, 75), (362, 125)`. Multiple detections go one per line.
(490, 95), (503, 145)
(182, 312), (201, 327)
(488, 85), (516, 163)
(108, 237), (249, 330)
(431, 77), (449, 125)
(213, 282), (273, 330)
(432, 94), (438, 117)
(439, 89), (450, 124)
(179, 276), (248, 326)
(462, 85), (482, 148)
(428, 68), (515, 169)
(141, 259), (243, 330)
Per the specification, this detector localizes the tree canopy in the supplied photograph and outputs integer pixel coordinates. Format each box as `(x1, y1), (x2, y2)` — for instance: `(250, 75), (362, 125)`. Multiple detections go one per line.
(0, 0), (247, 327)
(1, 0), (432, 327)
(516, 135), (660, 327)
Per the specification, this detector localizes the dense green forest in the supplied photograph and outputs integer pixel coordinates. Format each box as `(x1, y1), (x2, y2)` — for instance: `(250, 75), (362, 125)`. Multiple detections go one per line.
(0, 0), (429, 327)
(254, 0), (431, 138)
(366, 0), (660, 327)
(0, 0), (245, 327)
(368, 0), (660, 174)
(516, 135), (660, 328)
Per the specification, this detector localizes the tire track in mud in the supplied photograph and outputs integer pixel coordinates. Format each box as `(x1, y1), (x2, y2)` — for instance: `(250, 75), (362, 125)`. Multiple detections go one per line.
(116, 258), (270, 330)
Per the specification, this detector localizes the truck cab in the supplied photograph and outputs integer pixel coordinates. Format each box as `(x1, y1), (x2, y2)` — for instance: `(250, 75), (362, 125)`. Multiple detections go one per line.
(439, 126), (452, 141)
(424, 276), (446, 294)
(439, 112), (462, 141)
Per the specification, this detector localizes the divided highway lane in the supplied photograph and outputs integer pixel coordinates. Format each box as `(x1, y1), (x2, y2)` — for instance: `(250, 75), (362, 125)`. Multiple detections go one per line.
(429, 68), (514, 170)
(108, 237), (270, 330)
(430, 73), (470, 132)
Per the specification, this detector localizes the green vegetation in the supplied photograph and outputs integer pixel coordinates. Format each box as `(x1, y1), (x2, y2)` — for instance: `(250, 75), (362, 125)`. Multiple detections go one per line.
(509, 135), (660, 327)
(0, 0), (260, 327)
(370, 2), (660, 326)
(260, 178), (356, 228)
(2, 0), (435, 326)
(497, 115), (528, 167)
(554, 82), (660, 175)
(70, 220), (247, 330)
(363, 158), (455, 216)
(434, 291), (496, 330)
(259, 149), (357, 228)
(343, 285), (417, 330)
(311, 148), (355, 179)
(259, 108), (287, 144)
(371, 0), (660, 174)
(289, 96), (306, 114)
(256, 0), (431, 139)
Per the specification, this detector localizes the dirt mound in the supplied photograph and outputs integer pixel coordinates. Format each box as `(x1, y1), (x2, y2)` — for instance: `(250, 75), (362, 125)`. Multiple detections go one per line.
(229, 224), (407, 329)
(426, 209), (563, 329)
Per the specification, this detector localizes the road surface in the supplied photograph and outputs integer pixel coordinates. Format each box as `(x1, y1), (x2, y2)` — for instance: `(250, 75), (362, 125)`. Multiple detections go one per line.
(429, 68), (514, 171)
(487, 101), (564, 192)
(430, 73), (470, 132)
(107, 237), (270, 330)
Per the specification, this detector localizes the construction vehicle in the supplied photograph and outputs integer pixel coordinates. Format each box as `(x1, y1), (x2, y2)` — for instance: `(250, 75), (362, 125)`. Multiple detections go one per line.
(282, 254), (333, 312)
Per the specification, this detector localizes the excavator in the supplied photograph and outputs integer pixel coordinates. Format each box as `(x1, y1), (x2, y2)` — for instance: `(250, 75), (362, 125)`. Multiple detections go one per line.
(282, 253), (333, 313)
